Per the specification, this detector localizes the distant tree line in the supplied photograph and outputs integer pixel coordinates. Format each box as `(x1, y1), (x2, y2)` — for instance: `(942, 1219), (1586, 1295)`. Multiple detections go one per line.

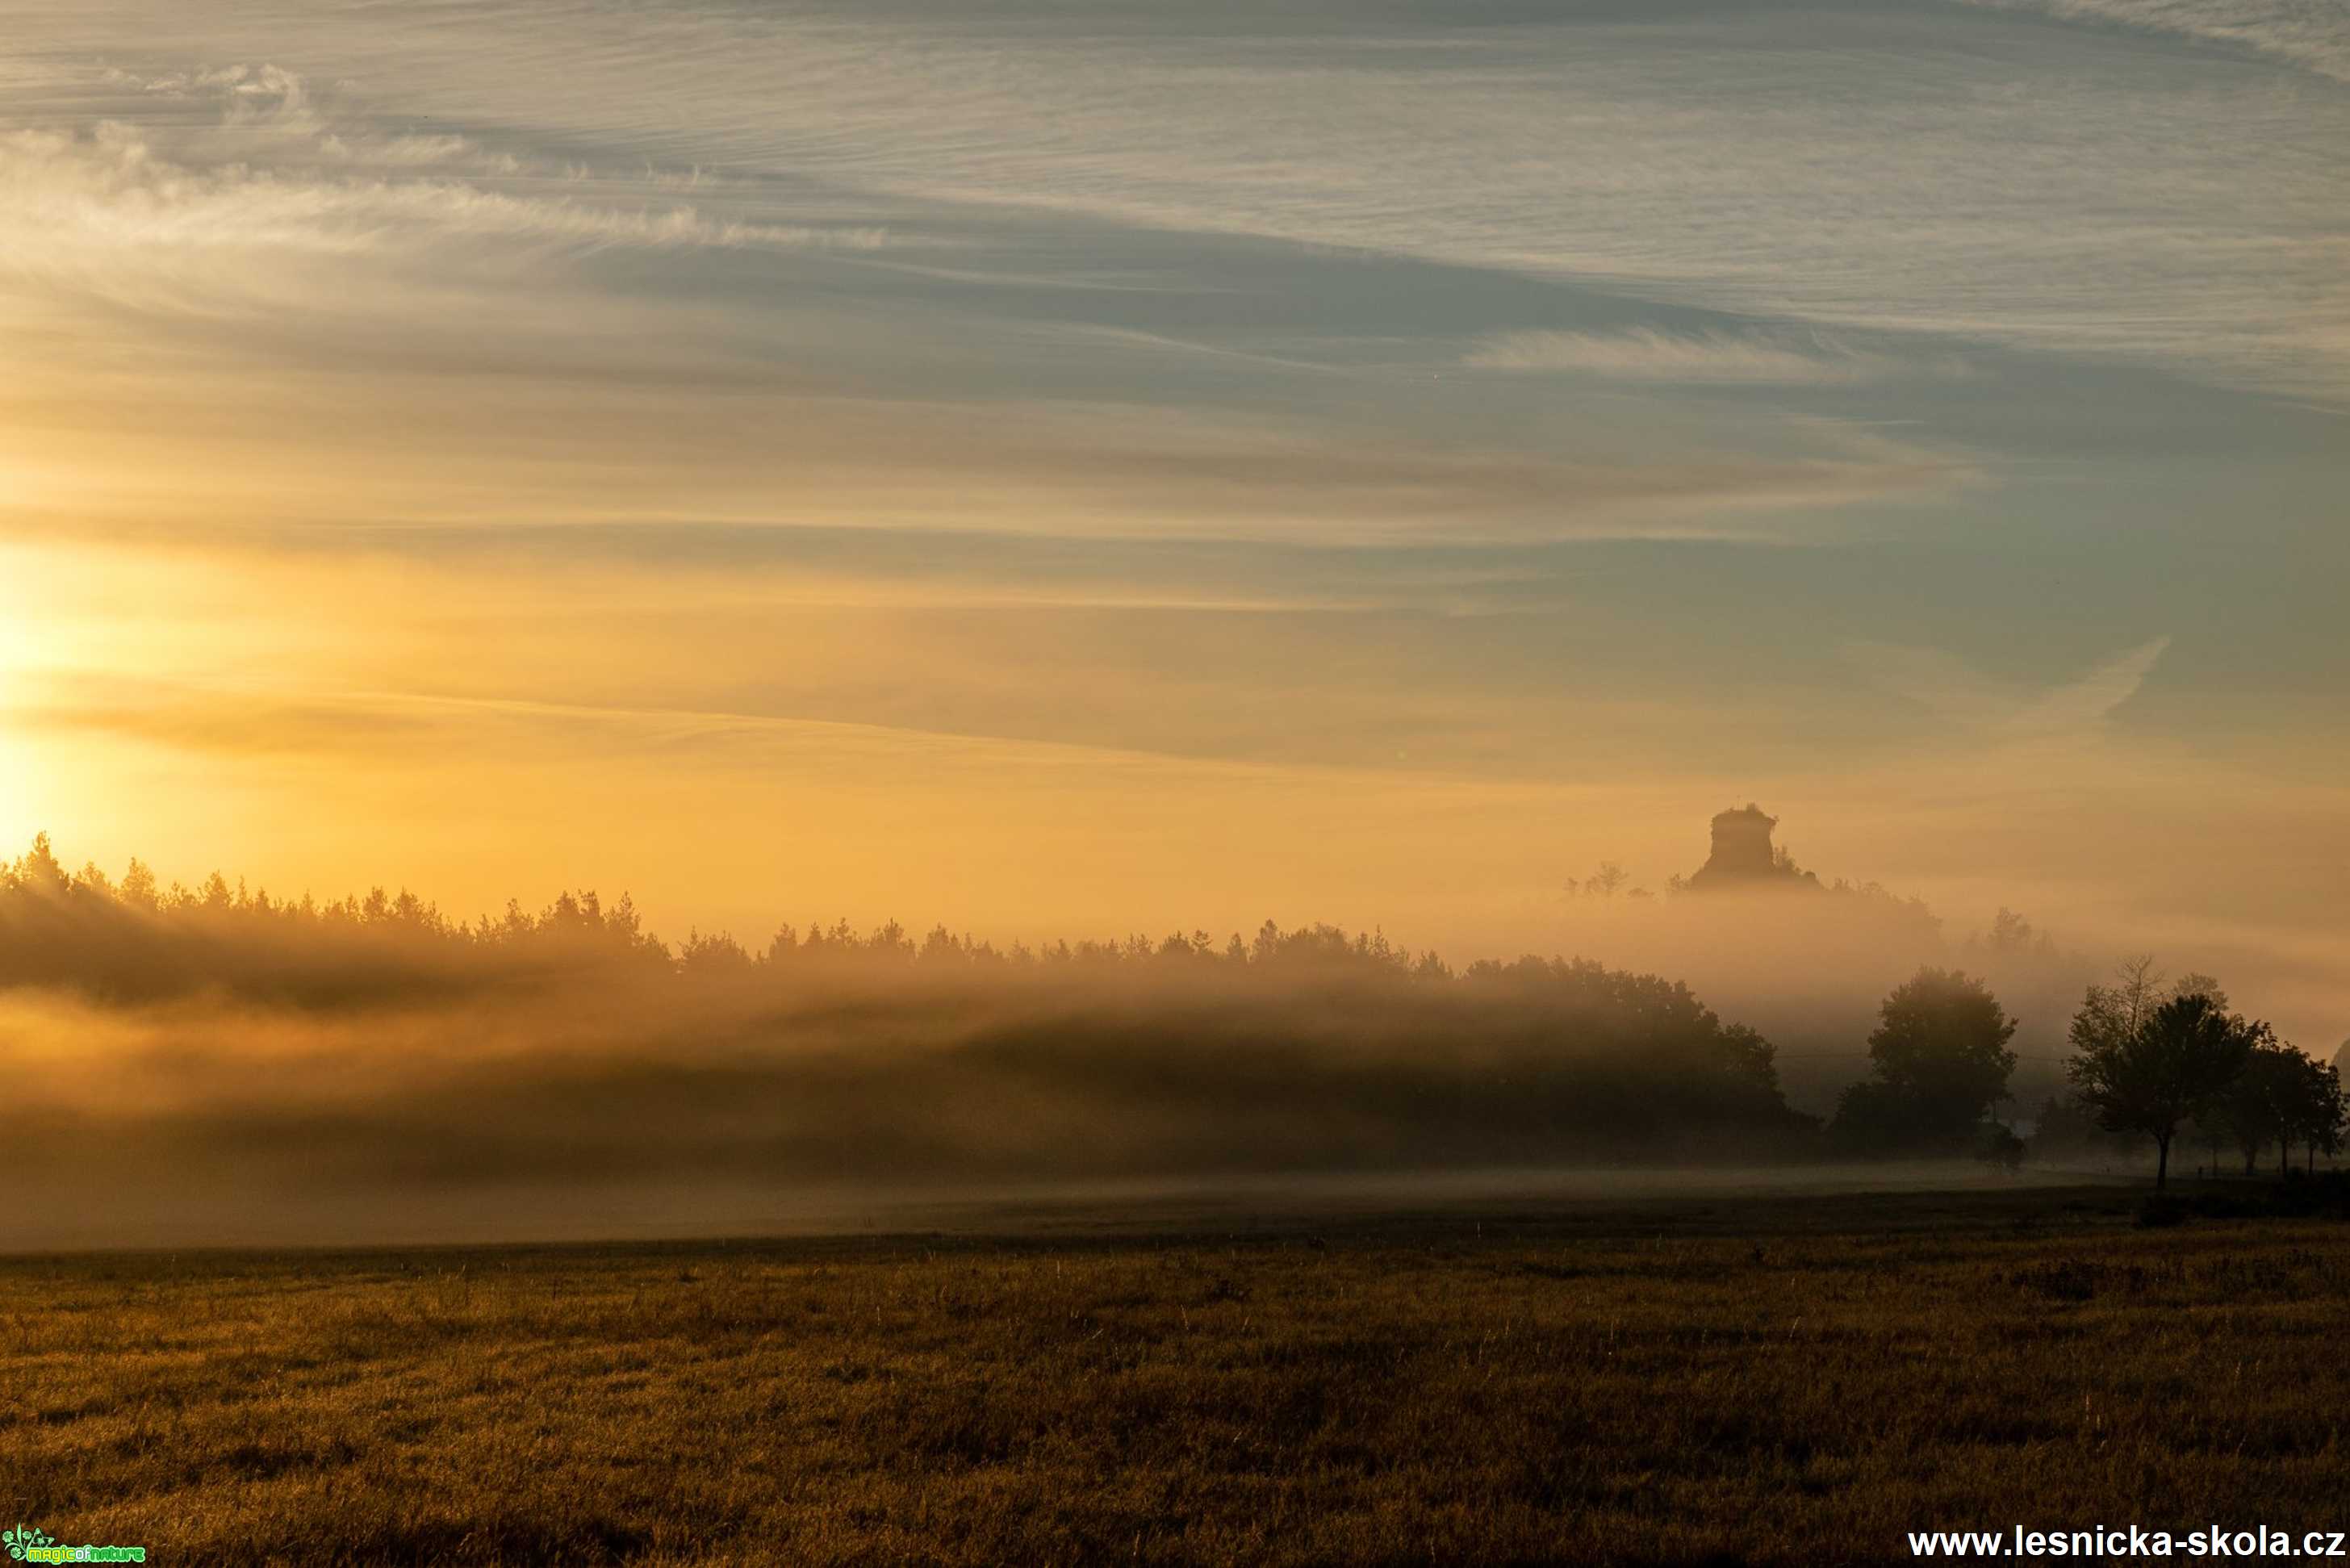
(0, 833), (1483, 1001)
(0, 836), (1808, 1167)
(4, 835), (2335, 1182)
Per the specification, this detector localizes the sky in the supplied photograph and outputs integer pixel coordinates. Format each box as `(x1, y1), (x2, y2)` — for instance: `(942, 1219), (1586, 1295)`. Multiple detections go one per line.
(1, 0), (2345, 1043)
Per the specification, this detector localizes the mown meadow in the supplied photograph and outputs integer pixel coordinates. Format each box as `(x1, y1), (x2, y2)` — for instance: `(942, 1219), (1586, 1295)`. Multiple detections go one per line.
(6, 1184), (2348, 1565)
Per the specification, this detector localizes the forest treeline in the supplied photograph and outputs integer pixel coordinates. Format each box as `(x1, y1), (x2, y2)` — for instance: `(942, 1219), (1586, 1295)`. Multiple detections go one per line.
(2, 835), (2336, 1185)
(0, 831), (1465, 1001)
(0, 835), (1808, 1175)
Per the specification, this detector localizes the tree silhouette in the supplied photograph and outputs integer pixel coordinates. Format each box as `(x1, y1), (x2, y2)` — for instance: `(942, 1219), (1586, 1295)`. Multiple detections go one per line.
(1829, 968), (2017, 1153)
(2212, 1036), (2296, 1174)
(2067, 987), (2261, 1190)
(2217, 1041), (2348, 1173)
(2306, 1060), (2349, 1170)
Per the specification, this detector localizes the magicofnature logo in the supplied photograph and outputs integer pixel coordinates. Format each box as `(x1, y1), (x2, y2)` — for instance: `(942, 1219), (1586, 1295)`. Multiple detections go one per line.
(4, 1526), (144, 1564)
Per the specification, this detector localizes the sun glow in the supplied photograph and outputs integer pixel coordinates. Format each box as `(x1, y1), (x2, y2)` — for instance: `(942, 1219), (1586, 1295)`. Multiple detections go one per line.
(0, 542), (69, 677)
(0, 606), (42, 678)
(0, 583), (37, 836)
(0, 543), (92, 845)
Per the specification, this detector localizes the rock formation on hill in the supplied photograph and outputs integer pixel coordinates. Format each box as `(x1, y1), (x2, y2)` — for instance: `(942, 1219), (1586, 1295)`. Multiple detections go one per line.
(1684, 804), (1822, 893)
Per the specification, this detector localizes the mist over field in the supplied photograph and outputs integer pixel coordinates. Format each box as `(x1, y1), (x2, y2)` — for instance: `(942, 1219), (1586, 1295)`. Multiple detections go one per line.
(0, 824), (2210, 1250)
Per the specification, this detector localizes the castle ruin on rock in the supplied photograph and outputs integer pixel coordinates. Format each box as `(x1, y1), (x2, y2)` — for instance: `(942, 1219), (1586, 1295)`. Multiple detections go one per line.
(1683, 804), (1821, 893)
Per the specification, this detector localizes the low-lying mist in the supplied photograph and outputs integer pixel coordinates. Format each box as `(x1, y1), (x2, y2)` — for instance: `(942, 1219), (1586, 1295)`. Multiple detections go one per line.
(0, 834), (2164, 1248)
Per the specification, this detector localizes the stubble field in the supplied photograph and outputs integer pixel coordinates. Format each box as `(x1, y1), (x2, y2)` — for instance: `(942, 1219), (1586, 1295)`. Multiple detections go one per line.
(5, 1183), (2346, 1566)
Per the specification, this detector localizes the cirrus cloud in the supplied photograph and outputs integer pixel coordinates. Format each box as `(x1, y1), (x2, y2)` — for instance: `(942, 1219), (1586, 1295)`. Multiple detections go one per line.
(0, 64), (890, 327)
(1461, 328), (1969, 386)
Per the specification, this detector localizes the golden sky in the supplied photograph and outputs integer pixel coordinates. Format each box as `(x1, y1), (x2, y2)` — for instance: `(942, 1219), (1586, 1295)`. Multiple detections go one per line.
(3, 0), (2347, 1047)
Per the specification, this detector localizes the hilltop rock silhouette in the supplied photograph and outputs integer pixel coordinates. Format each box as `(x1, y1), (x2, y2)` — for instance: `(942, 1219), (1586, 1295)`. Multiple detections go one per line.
(1684, 805), (1821, 893)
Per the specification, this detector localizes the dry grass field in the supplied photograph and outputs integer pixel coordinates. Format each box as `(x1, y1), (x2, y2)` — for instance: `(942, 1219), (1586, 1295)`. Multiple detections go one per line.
(5, 1184), (2348, 1566)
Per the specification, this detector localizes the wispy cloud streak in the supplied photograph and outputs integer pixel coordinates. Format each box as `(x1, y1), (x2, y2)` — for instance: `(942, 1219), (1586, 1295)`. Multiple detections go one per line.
(1852, 635), (2172, 738)
(0, 61), (889, 325)
(1463, 328), (1966, 386)
(1957, 0), (2350, 82)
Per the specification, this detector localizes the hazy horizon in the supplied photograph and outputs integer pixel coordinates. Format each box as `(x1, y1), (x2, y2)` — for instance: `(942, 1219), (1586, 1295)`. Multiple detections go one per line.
(0, 817), (2316, 1251)
(6, 0), (2347, 1054)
